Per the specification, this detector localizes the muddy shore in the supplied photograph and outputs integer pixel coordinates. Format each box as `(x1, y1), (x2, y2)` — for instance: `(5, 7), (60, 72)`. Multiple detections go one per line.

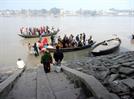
(64, 51), (134, 99)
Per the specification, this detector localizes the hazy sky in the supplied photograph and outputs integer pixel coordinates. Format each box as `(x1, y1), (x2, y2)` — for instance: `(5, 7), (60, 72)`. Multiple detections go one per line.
(0, 0), (134, 10)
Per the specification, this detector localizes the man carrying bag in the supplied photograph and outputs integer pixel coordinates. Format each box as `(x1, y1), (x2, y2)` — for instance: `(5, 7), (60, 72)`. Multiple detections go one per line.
(53, 45), (64, 72)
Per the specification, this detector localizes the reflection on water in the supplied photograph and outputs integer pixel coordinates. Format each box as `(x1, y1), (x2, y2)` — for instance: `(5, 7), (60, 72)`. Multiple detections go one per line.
(64, 48), (90, 61)
(25, 54), (41, 67)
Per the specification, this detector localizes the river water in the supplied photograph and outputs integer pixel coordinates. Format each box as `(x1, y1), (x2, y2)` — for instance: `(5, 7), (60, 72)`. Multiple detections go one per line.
(0, 16), (134, 71)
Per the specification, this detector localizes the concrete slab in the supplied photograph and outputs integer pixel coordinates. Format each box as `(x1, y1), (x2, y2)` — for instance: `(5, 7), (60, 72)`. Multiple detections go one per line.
(0, 68), (25, 98)
(37, 66), (55, 99)
(119, 67), (134, 75)
(62, 66), (120, 99)
(4, 66), (87, 99)
(121, 78), (134, 89)
(37, 66), (80, 99)
(5, 69), (37, 99)
(55, 89), (77, 99)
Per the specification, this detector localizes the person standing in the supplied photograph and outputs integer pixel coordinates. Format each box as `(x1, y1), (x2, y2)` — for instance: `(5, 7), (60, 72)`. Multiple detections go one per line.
(41, 50), (52, 73)
(76, 34), (79, 42)
(17, 58), (25, 69)
(53, 45), (64, 66)
(51, 34), (55, 46)
(33, 42), (39, 56)
(80, 34), (83, 41)
(83, 33), (86, 45)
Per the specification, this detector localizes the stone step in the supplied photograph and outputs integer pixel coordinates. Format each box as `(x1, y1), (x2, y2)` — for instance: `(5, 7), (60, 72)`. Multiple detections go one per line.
(37, 66), (55, 99)
(62, 66), (120, 99)
(5, 66), (87, 99)
(37, 66), (82, 99)
(0, 68), (24, 98)
(5, 69), (37, 99)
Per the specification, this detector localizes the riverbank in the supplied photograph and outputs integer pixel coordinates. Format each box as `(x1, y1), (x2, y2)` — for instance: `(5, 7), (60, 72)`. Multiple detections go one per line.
(1, 51), (134, 98)
(64, 51), (134, 99)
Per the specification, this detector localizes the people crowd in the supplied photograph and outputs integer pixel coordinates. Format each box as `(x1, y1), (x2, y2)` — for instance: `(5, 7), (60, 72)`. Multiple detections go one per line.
(26, 32), (93, 73)
(57, 33), (93, 48)
(40, 45), (64, 73)
(20, 26), (59, 36)
(27, 33), (93, 57)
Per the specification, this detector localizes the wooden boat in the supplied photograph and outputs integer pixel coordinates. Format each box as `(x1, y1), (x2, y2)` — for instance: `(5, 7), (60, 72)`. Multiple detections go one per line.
(47, 42), (95, 52)
(47, 36), (95, 52)
(91, 38), (121, 56)
(18, 30), (59, 38)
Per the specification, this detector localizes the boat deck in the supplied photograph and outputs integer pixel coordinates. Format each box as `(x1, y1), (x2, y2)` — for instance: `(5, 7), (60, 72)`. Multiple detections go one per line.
(93, 40), (119, 52)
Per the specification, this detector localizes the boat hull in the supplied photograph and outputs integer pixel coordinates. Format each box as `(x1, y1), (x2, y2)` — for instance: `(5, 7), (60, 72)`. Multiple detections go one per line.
(91, 38), (121, 56)
(18, 32), (57, 38)
(47, 42), (95, 52)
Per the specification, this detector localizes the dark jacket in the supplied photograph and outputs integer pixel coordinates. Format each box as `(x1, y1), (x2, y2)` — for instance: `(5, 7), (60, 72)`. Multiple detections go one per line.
(53, 49), (64, 62)
(41, 52), (52, 64)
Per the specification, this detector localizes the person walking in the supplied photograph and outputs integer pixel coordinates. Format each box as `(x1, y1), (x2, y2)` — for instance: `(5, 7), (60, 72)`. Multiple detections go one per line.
(53, 45), (64, 66)
(41, 50), (52, 73)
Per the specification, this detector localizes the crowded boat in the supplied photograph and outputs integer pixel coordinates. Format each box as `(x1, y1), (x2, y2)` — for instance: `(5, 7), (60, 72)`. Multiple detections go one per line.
(28, 33), (94, 56)
(19, 26), (60, 38)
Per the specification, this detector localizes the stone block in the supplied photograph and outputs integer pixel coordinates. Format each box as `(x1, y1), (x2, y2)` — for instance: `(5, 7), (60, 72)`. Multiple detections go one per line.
(108, 74), (119, 82)
(119, 67), (134, 75)
(121, 78), (134, 89)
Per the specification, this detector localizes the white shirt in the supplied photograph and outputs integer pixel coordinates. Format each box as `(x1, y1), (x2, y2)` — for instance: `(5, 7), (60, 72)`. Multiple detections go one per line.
(17, 60), (25, 69)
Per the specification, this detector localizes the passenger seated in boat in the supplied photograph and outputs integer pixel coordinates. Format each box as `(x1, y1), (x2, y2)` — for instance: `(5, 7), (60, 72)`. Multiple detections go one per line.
(78, 41), (83, 47)
(63, 35), (69, 48)
(71, 39), (77, 48)
(87, 36), (93, 44)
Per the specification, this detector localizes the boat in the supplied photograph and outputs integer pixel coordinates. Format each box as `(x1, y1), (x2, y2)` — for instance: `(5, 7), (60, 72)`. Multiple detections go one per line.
(47, 42), (95, 52)
(91, 38), (121, 56)
(47, 36), (95, 52)
(18, 30), (59, 38)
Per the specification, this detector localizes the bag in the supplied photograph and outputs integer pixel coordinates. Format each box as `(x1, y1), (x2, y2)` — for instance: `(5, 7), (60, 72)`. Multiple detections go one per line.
(55, 66), (61, 73)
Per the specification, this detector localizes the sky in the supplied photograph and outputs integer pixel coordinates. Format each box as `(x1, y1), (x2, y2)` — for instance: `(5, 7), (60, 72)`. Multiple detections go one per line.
(0, 0), (134, 10)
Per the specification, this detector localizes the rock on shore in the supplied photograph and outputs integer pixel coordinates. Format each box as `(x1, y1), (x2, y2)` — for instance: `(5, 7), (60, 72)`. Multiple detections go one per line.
(64, 51), (134, 99)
